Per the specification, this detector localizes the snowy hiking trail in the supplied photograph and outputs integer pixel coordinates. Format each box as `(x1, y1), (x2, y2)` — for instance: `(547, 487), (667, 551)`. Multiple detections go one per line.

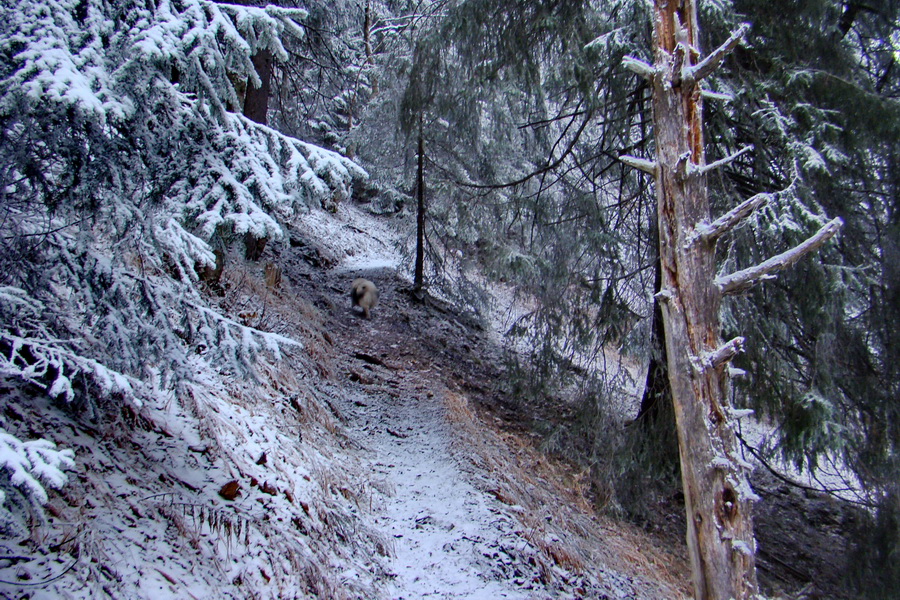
(287, 250), (678, 599)
(327, 274), (538, 599)
(340, 338), (533, 599)
(275, 202), (685, 599)
(329, 280), (681, 600)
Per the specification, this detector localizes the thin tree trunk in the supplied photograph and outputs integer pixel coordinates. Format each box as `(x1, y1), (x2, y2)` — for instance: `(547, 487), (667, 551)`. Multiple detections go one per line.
(636, 206), (669, 427)
(364, 2), (379, 97)
(648, 2), (757, 598)
(636, 261), (671, 428)
(364, 0), (374, 65)
(414, 115), (426, 293)
(243, 49), (273, 125)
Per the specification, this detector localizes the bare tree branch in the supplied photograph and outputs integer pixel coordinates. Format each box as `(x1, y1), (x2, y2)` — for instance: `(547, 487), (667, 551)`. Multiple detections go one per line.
(461, 110), (593, 190)
(694, 192), (769, 243)
(694, 337), (745, 372)
(691, 145), (753, 177)
(716, 218), (843, 295)
(734, 432), (877, 508)
(623, 56), (655, 79)
(701, 88), (733, 102)
(619, 155), (658, 176)
(681, 23), (749, 84)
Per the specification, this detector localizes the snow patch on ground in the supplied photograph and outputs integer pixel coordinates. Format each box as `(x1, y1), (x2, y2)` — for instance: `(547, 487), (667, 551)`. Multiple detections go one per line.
(295, 203), (408, 275)
(342, 386), (535, 599)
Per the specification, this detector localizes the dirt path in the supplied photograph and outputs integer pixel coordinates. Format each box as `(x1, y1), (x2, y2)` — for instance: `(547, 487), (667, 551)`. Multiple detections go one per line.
(341, 358), (533, 599)
(320, 271), (536, 598)
(280, 205), (682, 599)
(280, 255), (668, 599)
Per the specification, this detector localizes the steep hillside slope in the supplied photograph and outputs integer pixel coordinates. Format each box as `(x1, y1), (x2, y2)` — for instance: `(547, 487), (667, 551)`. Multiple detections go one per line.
(0, 201), (689, 599)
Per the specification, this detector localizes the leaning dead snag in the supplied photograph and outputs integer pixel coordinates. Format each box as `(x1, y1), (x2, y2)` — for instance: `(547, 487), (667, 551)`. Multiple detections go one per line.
(620, 3), (840, 600)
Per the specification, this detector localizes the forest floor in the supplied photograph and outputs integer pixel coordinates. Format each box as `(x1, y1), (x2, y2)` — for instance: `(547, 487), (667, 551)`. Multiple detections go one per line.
(279, 240), (689, 598)
(286, 200), (867, 600)
(0, 200), (865, 600)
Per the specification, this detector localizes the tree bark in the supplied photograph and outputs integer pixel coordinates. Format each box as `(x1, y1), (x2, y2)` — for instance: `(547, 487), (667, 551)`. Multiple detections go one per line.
(637, 252), (670, 427)
(647, 2), (758, 598)
(243, 49), (273, 125)
(364, 0), (374, 65)
(414, 115), (426, 293)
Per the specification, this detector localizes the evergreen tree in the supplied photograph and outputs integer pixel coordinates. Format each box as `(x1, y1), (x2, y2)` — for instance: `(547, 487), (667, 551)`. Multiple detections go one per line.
(0, 0), (364, 409)
(704, 1), (900, 594)
(386, 0), (898, 595)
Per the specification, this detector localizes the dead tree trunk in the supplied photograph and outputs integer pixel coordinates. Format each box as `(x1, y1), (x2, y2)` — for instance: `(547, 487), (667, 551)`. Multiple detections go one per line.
(645, 8), (758, 596)
(621, 2), (841, 599)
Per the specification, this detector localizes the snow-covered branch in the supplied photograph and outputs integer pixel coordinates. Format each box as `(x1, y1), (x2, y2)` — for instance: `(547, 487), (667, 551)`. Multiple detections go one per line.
(692, 338), (745, 373)
(716, 218), (843, 296)
(0, 332), (139, 403)
(682, 23), (749, 84)
(701, 88), (733, 102)
(691, 145), (753, 178)
(0, 428), (74, 506)
(0, 0), (369, 409)
(622, 56), (656, 80)
(693, 192), (769, 244)
(619, 155), (658, 176)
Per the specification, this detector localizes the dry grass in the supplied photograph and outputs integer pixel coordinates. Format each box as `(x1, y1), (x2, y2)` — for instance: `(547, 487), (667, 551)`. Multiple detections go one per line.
(220, 255), (338, 379)
(443, 389), (692, 598)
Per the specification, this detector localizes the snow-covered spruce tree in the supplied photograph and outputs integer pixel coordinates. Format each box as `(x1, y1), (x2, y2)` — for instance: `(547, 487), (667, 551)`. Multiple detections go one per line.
(0, 0), (364, 410)
(387, 0), (647, 313)
(271, 0), (387, 154)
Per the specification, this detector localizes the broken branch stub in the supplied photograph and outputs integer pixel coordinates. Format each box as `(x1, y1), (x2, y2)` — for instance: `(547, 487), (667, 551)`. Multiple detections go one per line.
(619, 154), (658, 176)
(622, 56), (655, 79)
(682, 23), (750, 85)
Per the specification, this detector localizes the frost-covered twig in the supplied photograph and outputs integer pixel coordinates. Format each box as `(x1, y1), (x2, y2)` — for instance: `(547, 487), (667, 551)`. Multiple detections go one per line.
(0, 555), (79, 587)
(716, 218), (842, 295)
(694, 192), (769, 244)
(690, 145), (753, 178)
